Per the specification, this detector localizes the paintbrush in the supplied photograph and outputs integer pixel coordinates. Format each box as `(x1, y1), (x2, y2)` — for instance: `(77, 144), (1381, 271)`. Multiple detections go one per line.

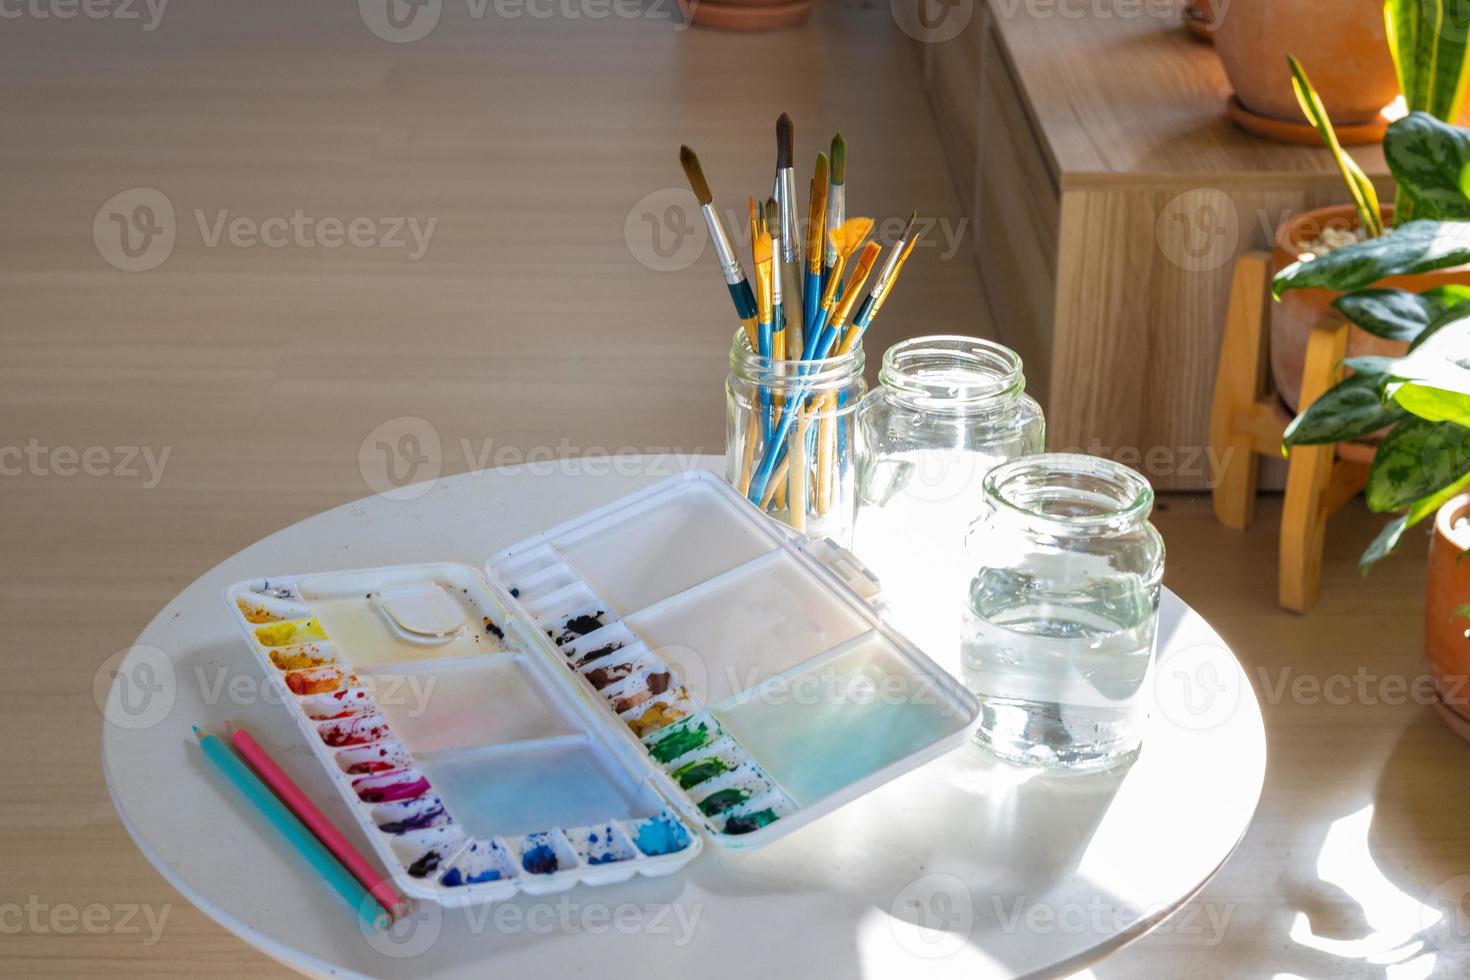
(823, 134), (845, 294)
(752, 217), (775, 447)
(832, 218), (922, 485)
(750, 241), (882, 506)
(803, 153), (828, 345)
(680, 146), (758, 348)
(842, 213), (919, 351)
(807, 217), (873, 359)
(766, 194), (785, 362)
(774, 113), (804, 359)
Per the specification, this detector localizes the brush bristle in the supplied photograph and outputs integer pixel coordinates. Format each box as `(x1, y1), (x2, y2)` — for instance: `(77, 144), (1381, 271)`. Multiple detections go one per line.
(753, 230), (773, 265)
(813, 152), (828, 185)
(830, 134), (846, 184)
(678, 145), (712, 205)
(766, 196), (779, 235)
(776, 114), (794, 170)
(829, 216), (872, 257)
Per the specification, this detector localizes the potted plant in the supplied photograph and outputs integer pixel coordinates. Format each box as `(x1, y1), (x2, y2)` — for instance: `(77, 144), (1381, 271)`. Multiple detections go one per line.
(1427, 491), (1470, 737)
(1214, 0), (1400, 143)
(1271, 3), (1470, 411)
(1273, 113), (1470, 738)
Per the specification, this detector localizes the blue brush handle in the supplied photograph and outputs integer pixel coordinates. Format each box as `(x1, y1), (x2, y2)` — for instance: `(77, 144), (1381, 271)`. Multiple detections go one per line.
(747, 314), (847, 503)
(729, 279), (757, 322)
(802, 271), (821, 343)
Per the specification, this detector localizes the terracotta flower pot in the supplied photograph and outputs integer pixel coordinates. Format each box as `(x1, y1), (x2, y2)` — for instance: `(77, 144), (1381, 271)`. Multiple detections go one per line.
(1426, 492), (1470, 740)
(1270, 204), (1470, 413)
(1214, 0), (1398, 129)
(1183, 0), (1214, 43)
(684, 0), (813, 30)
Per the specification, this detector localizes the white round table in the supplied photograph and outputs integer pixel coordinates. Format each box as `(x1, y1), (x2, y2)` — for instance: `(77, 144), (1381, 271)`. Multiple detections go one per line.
(102, 457), (1266, 979)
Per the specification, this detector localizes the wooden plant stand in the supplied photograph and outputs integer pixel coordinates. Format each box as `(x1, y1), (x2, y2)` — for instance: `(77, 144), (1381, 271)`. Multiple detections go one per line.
(1208, 252), (1372, 613)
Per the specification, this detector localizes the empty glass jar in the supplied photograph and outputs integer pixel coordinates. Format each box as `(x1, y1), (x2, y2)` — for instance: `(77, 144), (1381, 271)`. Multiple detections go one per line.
(852, 336), (1044, 656)
(961, 454), (1165, 772)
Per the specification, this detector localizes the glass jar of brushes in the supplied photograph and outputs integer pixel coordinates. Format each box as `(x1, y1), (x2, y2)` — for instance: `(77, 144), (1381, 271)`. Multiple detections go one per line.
(851, 336), (1044, 660)
(726, 329), (867, 546)
(961, 454), (1165, 773)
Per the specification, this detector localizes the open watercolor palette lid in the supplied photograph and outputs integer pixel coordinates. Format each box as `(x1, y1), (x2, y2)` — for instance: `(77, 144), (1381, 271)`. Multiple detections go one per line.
(224, 471), (977, 908)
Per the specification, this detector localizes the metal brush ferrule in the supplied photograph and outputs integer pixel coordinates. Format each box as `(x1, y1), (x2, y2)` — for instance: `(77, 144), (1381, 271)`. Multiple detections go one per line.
(823, 184), (844, 266)
(778, 168), (800, 263)
(701, 203), (742, 286)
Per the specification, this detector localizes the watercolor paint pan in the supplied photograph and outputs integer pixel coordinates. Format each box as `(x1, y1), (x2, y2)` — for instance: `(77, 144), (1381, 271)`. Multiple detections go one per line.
(225, 564), (702, 910)
(487, 470), (979, 850)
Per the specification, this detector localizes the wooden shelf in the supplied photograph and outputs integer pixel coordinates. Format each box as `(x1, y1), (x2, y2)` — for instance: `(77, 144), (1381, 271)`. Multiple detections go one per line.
(920, 0), (1393, 489)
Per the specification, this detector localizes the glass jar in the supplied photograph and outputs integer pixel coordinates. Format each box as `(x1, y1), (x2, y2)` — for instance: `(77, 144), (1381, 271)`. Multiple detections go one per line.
(852, 336), (1044, 659)
(962, 454), (1165, 772)
(725, 329), (867, 545)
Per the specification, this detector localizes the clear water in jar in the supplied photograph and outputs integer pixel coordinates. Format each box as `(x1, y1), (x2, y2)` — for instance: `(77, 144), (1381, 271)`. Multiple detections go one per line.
(960, 565), (1157, 771)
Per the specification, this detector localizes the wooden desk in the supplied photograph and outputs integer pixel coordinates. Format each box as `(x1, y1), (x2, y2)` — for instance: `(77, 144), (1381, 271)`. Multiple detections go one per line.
(919, 1), (1393, 489)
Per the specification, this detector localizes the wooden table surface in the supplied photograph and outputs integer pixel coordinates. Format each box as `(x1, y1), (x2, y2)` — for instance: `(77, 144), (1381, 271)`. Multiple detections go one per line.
(2, 1), (1468, 977)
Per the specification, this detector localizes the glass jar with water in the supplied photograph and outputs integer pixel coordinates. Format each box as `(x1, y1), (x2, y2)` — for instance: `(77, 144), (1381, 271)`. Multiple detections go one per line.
(852, 336), (1043, 657)
(962, 454), (1164, 772)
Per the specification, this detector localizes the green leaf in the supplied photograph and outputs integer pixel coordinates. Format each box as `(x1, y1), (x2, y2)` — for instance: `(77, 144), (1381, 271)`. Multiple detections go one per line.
(1389, 314), (1470, 413)
(1365, 415), (1470, 512)
(1393, 382), (1470, 422)
(1333, 284), (1470, 341)
(1287, 54), (1383, 238)
(1407, 469), (1470, 526)
(1282, 373), (1407, 446)
(1385, 0), (1424, 112)
(1272, 220), (1470, 296)
(1385, 1), (1470, 119)
(1342, 355), (1402, 376)
(1359, 514), (1410, 572)
(1410, 291), (1470, 350)
(1384, 113), (1470, 220)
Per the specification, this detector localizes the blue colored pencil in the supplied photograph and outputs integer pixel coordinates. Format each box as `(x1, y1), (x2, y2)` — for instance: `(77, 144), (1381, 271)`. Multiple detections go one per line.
(193, 727), (389, 932)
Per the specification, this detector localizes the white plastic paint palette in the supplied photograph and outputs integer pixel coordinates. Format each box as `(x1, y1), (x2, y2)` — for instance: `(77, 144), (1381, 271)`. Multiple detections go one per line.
(226, 563), (701, 907)
(224, 471), (976, 908)
(487, 471), (980, 848)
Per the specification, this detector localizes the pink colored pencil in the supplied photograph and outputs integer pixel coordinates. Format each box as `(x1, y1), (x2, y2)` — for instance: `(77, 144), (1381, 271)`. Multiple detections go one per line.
(230, 727), (410, 920)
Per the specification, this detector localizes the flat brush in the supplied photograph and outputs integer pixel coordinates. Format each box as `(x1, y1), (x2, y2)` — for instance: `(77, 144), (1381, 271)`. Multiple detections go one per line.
(806, 216), (873, 360)
(752, 219), (775, 445)
(680, 145), (757, 346)
(823, 134), (845, 293)
(803, 153), (828, 345)
(843, 212), (918, 351)
(774, 113), (804, 358)
(767, 195), (785, 362)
